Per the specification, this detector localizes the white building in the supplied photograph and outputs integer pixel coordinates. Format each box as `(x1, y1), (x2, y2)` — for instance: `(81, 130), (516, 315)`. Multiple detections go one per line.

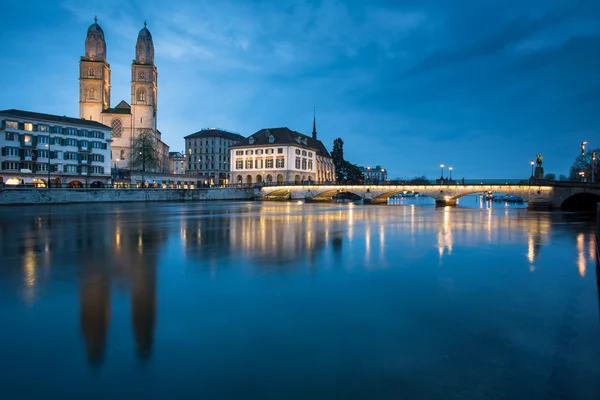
(230, 125), (335, 185)
(185, 128), (245, 185)
(359, 165), (388, 183)
(0, 109), (112, 187)
(168, 151), (186, 175)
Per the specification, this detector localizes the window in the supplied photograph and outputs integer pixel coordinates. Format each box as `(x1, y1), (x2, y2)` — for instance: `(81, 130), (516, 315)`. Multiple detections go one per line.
(308, 160), (313, 170)
(137, 88), (146, 102)
(89, 88), (96, 100)
(53, 137), (61, 145)
(2, 147), (19, 156)
(2, 161), (19, 170)
(52, 126), (63, 134)
(5, 121), (18, 129)
(38, 136), (49, 144)
(276, 158), (284, 168)
(24, 123), (33, 131)
(295, 157), (301, 169)
(66, 128), (77, 135)
(5, 132), (18, 141)
(64, 138), (78, 147)
(302, 150), (307, 156)
(236, 150), (244, 156)
(246, 159), (253, 169)
(266, 158), (273, 168)
(295, 149), (301, 155)
(236, 160), (243, 169)
(89, 67), (95, 77)
(23, 135), (32, 145)
(308, 152), (313, 157)
(278, 148), (283, 154)
(64, 152), (78, 161)
(111, 119), (122, 138)
(245, 150), (253, 155)
(139, 71), (145, 80)
(37, 149), (49, 159)
(302, 158), (307, 170)
(39, 125), (49, 132)
(64, 165), (78, 173)
(255, 159), (263, 169)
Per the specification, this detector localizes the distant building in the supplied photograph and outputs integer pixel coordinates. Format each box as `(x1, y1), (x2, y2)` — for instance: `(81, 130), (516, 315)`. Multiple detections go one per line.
(168, 151), (186, 174)
(0, 109), (112, 187)
(184, 128), (245, 185)
(229, 124), (335, 185)
(359, 165), (388, 183)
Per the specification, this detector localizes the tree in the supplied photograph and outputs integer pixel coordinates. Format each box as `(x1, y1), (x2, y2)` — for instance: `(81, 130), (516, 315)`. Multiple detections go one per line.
(332, 138), (345, 182)
(568, 149), (600, 181)
(544, 173), (556, 180)
(131, 129), (159, 186)
(559, 174), (568, 181)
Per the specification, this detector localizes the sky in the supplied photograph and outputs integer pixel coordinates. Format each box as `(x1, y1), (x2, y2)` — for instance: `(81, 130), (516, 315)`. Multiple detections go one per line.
(0, 0), (599, 179)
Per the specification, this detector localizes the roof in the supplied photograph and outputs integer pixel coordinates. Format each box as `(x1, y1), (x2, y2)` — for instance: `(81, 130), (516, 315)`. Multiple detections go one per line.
(169, 151), (184, 158)
(0, 109), (111, 130)
(184, 128), (245, 141)
(103, 100), (131, 114)
(231, 127), (332, 158)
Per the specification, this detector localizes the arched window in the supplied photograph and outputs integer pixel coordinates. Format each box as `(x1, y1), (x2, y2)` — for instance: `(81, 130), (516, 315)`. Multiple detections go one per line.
(139, 71), (145, 80)
(111, 119), (122, 138)
(89, 88), (96, 100)
(120, 149), (126, 160)
(137, 88), (146, 102)
(89, 67), (95, 77)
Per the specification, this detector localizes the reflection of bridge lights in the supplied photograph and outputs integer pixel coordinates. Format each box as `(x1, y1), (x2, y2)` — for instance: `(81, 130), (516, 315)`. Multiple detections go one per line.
(527, 235), (535, 264)
(588, 234), (596, 261)
(577, 233), (586, 277)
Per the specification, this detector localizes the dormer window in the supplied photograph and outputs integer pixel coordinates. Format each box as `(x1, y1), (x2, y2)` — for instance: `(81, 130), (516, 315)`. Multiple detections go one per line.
(268, 135), (275, 143)
(249, 137), (255, 144)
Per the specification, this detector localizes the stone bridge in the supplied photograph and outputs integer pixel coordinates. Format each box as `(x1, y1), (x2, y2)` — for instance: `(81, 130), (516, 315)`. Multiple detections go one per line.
(258, 182), (600, 210)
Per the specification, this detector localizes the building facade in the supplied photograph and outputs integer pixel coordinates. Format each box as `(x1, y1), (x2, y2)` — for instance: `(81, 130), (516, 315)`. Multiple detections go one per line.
(79, 18), (168, 174)
(359, 165), (388, 183)
(229, 126), (335, 185)
(184, 128), (245, 185)
(0, 109), (111, 187)
(169, 151), (187, 174)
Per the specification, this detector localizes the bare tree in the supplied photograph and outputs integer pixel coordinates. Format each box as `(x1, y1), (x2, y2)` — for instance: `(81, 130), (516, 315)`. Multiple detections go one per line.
(131, 129), (159, 186)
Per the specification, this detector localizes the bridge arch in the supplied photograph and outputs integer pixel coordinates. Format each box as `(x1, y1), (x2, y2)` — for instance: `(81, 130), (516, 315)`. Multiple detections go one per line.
(560, 192), (600, 211)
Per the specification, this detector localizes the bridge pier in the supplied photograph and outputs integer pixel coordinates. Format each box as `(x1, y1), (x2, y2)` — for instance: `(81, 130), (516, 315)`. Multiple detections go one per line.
(434, 197), (457, 207)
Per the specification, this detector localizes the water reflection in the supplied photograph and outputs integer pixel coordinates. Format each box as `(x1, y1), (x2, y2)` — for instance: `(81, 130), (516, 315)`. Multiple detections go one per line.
(1, 202), (599, 379)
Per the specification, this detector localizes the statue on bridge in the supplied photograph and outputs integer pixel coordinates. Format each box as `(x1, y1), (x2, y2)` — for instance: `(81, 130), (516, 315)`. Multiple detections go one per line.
(536, 154), (543, 167)
(534, 154), (544, 179)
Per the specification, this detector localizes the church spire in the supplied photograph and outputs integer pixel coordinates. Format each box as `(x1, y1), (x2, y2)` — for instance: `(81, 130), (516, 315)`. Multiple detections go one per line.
(312, 107), (317, 140)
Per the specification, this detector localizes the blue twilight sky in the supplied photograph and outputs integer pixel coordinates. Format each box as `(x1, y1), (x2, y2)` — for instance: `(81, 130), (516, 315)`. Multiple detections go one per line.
(0, 0), (599, 179)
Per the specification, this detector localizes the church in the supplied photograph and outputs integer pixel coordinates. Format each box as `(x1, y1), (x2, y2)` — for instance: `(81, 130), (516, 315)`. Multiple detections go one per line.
(79, 18), (169, 174)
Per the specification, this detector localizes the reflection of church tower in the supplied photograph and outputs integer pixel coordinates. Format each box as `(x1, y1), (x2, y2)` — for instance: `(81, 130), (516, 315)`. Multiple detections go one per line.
(79, 17), (111, 121)
(80, 272), (110, 367)
(131, 262), (156, 362)
(131, 22), (158, 132)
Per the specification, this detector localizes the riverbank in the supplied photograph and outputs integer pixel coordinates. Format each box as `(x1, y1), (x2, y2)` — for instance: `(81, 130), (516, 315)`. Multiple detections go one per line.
(0, 187), (256, 205)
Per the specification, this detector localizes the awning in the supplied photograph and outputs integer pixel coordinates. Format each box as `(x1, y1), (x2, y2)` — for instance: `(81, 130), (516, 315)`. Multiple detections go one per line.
(154, 179), (162, 185)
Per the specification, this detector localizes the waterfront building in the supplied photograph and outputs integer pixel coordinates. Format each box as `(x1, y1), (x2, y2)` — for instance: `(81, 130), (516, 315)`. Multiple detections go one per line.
(168, 151), (187, 174)
(184, 128), (245, 185)
(229, 121), (335, 185)
(359, 165), (388, 184)
(0, 109), (111, 187)
(79, 18), (169, 174)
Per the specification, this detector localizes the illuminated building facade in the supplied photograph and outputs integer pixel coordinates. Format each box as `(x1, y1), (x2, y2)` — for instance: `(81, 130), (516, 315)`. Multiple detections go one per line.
(230, 126), (335, 185)
(185, 128), (245, 185)
(359, 165), (388, 183)
(0, 109), (111, 187)
(79, 18), (169, 174)
(168, 151), (187, 175)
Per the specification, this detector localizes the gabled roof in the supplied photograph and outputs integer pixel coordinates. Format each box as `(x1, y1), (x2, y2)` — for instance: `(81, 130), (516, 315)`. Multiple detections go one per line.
(184, 128), (245, 141)
(0, 109), (110, 129)
(231, 127), (331, 157)
(103, 100), (131, 114)
(169, 151), (184, 158)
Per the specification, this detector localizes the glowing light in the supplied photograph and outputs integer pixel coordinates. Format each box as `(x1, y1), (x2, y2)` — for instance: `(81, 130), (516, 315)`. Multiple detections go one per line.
(577, 233), (586, 277)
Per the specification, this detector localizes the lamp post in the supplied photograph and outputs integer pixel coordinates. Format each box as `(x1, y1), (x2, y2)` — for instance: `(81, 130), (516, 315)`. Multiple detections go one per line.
(579, 171), (585, 182)
(581, 141), (587, 156)
(140, 151), (145, 188)
(530, 160), (534, 178)
(440, 163), (444, 180)
(449, 166), (453, 181)
(592, 152), (596, 183)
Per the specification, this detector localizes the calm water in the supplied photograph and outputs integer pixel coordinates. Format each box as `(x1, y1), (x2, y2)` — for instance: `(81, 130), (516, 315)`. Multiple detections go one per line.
(1, 197), (599, 399)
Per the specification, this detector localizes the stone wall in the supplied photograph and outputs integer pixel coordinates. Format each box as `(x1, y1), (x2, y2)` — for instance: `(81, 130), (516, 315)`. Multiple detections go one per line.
(0, 188), (256, 205)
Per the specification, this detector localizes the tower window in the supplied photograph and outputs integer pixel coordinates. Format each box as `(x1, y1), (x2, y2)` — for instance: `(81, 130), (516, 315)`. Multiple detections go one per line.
(89, 88), (96, 100)
(137, 88), (146, 102)
(111, 119), (122, 138)
(139, 71), (145, 80)
(88, 67), (95, 77)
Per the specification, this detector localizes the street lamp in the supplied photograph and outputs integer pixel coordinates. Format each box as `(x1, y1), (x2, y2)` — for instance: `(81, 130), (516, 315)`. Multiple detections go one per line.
(140, 151), (146, 188)
(530, 160), (534, 177)
(581, 141), (587, 156)
(593, 152), (597, 183)
(440, 163), (444, 180)
(579, 171), (585, 182)
(449, 166), (453, 181)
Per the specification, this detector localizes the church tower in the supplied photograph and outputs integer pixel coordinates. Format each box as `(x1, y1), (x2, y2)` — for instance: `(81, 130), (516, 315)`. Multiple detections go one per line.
(79, 17), (111, 121)
(131, 22), (158, 132)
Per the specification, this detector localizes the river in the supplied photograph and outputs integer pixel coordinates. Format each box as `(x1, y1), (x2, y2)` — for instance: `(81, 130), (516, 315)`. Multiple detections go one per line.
(1, 197), (599, 399)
